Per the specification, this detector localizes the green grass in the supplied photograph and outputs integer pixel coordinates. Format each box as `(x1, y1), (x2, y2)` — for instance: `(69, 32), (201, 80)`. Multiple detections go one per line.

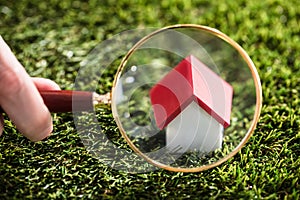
(0, 0), (299, 199)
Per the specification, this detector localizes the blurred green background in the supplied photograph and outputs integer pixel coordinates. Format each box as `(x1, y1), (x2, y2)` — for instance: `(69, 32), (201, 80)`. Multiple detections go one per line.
(0, 0), (299, 199)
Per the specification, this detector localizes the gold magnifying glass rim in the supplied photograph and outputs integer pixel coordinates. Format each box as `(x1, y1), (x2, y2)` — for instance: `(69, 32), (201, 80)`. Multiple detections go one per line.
(111, 24), (263, 173)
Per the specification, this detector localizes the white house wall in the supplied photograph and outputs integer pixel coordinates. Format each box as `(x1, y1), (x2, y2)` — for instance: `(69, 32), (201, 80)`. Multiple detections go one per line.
(166, 101), (224, 154)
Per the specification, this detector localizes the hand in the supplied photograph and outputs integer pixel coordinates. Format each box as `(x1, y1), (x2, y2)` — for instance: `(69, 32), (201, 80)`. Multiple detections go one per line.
(0, 36), (60, 141)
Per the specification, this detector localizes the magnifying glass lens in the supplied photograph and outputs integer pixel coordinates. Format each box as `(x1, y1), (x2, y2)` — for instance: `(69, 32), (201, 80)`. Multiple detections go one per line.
(112, 26), (261, 171)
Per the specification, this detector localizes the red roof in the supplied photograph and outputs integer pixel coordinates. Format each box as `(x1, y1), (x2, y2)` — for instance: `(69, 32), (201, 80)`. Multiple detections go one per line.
(149, 55), (233, 130)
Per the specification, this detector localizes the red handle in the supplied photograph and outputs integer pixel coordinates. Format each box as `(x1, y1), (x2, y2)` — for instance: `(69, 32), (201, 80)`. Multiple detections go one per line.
(0, 90), (94, 113)
(40, 90), (94, 112)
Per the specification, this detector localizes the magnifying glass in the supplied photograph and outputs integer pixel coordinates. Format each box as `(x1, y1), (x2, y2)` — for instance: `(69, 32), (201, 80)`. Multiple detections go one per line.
(4, 24), (263, 173)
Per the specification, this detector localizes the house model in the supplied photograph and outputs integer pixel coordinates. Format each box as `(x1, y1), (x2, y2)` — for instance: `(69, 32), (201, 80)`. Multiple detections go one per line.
(149, 55), (233, 153)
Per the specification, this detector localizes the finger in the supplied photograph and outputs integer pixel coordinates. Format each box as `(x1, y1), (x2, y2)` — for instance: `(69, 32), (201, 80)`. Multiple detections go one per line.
(0, 114), (3, 137)
(32, 77), (61, 91)
(0, 36), (53, 141)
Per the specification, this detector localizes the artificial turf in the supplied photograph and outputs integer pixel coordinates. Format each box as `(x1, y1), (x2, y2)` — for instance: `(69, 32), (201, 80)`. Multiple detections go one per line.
(0, 0), (299, 199)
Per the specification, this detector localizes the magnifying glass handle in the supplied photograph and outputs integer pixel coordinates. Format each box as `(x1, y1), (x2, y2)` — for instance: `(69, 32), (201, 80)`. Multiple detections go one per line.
(40, 90), (94, 112)
(0, 90), (111, 113)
